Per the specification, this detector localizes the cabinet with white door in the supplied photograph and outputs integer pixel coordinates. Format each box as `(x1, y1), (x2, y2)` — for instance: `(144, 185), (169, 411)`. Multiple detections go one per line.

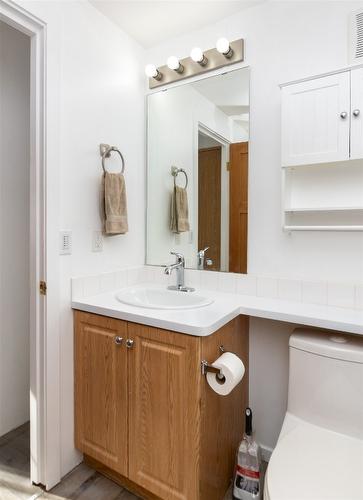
(281, 72), (350, 167)
(281, 66), (363, 231)
(350, 67), (363, 159)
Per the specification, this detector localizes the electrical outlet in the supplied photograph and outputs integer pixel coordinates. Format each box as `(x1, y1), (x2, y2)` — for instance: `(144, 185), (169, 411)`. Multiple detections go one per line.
(92, 231), (103, 252)
(60, 231), (72, 255)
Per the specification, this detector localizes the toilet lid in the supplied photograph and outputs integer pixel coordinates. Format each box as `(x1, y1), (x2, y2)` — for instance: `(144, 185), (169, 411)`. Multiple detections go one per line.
(266, 421), (363, 500)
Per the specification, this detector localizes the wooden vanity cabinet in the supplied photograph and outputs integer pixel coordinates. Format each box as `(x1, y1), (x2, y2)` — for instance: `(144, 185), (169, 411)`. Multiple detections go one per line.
(74, 311), (249, 500)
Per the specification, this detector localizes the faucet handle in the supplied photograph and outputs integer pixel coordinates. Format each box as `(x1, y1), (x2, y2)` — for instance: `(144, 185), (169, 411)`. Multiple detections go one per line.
(170, 251), (184, 263)
(198, 247), (209, 256)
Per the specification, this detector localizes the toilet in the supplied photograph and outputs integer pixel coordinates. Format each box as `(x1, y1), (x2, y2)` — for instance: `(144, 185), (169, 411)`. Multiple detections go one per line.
(264, 328), (363, 500)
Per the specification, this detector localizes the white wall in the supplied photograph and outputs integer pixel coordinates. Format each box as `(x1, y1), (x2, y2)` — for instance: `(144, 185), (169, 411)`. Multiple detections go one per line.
(146, 0), (363, 452)
(147, 84), (232, 268)
(59, 3), (145, 475)
(248, 318), (292, 453)
(14, 0), (145, 477)
(0, 21), (30, 436)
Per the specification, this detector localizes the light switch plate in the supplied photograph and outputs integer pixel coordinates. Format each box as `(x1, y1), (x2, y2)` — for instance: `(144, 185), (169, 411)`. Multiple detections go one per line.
(92, 231), (103, 252)
(60, 231), (72, 255)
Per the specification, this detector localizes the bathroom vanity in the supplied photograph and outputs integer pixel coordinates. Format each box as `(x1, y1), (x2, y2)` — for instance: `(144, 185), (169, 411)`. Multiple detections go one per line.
(72, 273), (362, 500)
(74, 310), (249, 500)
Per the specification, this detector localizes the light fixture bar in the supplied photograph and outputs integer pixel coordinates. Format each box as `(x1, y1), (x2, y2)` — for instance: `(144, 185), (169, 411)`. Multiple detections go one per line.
(148, 38), (244, 89)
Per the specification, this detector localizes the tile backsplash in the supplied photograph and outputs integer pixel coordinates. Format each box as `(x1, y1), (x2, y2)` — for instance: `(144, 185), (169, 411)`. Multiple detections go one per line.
(71, 265), (363, 310)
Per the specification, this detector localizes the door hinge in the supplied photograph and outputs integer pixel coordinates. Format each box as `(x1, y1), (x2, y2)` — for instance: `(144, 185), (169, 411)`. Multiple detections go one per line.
(226, 161), (230, 171)
(39, 280), (47, 296)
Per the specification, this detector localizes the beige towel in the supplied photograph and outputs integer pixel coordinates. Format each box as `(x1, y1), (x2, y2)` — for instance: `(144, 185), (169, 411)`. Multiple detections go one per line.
(102, 172), (128, 235)
(170, 186), (190, 233)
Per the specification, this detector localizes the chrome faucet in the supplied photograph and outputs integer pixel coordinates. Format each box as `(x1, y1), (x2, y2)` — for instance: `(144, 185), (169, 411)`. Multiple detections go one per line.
(164, 252), (195, 292)
(197, 247), (209, 270)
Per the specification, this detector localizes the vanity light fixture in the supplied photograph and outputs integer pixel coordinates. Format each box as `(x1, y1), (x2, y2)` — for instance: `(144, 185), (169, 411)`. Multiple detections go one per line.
(146, 38), (244, 89)
(167, 56), (184, 74)
(216, 37), (234, 58)
(190, 47), (208, 66)
(145, 63), (163, 81)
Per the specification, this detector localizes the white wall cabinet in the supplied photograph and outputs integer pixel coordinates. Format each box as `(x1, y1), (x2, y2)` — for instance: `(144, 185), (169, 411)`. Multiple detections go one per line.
(281, 67), (363, 231)
(350, 68), (363, 160)
(281, 72), (350, 167)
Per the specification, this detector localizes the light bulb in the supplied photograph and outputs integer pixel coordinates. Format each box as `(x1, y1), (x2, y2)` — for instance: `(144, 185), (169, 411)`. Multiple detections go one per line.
(167, 56), (184, 73)
(145, 64), (162, 80)
(216, 37), (233, 58)
(145, 64), (157, 77)
(190, 47), (208, 66)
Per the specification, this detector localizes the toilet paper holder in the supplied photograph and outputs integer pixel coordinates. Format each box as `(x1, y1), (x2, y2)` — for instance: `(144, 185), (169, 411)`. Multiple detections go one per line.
(201, 345), (226, 377)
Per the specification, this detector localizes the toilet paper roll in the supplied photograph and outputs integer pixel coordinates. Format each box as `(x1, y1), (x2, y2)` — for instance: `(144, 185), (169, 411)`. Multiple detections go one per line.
(206, 352), (245, 396)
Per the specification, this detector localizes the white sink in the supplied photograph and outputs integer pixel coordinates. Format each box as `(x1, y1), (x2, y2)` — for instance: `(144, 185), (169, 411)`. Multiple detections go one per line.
(116, 287), (214, 310)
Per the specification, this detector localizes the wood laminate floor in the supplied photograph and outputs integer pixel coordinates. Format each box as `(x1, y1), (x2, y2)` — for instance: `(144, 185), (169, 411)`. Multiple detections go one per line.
(0, 423), (140, 500)
(0, 423), (241, 499)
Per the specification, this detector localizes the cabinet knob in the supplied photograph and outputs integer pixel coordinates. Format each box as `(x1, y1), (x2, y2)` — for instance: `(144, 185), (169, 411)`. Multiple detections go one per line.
(114, 336), (123, 345)
(353, 109), (360, 117)
(340, 111), (348, 119)
(126, 339), (134, 349)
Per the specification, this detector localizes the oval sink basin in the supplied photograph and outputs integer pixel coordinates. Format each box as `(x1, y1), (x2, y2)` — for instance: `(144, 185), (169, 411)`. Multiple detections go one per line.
(116, 287), (213, 310)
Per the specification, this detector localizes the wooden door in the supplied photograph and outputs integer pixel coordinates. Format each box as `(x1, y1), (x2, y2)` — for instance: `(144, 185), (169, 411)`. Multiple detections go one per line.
(281, 72), (350, 166)
(350, 68), (363, 159)
(75, 311), (128, 476)
(198, 147), (221, 271)
(128, 323), (201, 500)
(229, 142), (248, 274)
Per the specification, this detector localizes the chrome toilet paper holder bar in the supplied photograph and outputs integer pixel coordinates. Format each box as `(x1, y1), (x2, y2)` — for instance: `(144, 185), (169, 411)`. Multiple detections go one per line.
(201, 345), (226, 376)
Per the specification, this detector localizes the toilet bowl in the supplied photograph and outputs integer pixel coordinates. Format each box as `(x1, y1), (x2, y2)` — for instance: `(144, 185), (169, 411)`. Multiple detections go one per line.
(264, 329), (363, 500)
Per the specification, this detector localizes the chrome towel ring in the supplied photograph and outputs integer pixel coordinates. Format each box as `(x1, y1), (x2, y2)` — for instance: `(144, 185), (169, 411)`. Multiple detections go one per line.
(171, 165), (188, 189)
(100, 143), (125, 174)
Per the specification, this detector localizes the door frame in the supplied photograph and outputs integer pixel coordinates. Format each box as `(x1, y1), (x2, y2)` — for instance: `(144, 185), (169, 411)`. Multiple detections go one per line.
(196, 123), (230, 271)
(0, 0), (61, 488)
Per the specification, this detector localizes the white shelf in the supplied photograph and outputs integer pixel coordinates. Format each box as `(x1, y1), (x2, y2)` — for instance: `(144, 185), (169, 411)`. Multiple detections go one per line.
(284, 225), (363, 231)
(285, 206), (363, 213)
(282, 159), (363, 169)
(282, 160), (363, 231)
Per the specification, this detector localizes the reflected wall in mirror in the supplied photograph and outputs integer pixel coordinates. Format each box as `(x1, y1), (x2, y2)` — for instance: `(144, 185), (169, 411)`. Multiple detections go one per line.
(146, 67), (250, 273)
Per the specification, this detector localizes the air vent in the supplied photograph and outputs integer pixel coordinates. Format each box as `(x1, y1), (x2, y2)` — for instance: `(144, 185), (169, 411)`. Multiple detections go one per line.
(349, 9), (363, 64)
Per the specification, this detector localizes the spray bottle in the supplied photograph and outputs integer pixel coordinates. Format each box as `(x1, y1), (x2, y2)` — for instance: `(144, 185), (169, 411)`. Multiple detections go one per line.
(233, 407), (262, 500)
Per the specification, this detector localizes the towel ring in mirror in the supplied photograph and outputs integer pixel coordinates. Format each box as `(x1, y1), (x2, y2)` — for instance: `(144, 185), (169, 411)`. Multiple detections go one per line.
(100, 143), (125, 174)
(171, 166), (188, 189)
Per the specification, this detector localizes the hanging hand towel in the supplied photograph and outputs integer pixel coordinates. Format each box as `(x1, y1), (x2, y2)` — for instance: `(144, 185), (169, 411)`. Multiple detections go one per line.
(102, 172), (128, 234)
(170, 185), (190, 233)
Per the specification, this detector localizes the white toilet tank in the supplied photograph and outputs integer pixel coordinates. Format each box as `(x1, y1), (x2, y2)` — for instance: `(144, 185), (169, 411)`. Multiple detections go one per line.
(287, 328), (363, 440)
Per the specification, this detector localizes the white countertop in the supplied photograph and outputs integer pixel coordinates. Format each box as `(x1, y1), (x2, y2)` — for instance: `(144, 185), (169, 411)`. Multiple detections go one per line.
(72, 284), (363, 336)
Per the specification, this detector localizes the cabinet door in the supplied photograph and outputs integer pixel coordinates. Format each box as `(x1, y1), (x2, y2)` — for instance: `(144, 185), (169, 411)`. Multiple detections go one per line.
(350, 68), (363, 159)
(282, 72), (350, 166)
(128, 323), (201, 500)
(199, 317), (249, 500)
(75, 312), (128, 476)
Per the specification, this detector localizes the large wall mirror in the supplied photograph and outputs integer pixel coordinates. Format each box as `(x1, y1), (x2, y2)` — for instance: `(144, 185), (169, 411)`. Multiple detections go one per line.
(146, 67), (250, 273)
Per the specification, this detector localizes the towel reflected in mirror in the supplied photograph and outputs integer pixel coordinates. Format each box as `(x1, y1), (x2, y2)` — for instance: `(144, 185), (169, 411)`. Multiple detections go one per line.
(170, 185), (190, 233)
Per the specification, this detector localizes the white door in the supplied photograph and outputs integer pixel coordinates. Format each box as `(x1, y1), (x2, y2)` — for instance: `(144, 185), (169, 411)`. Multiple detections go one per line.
(350, 67), (363, 159)
(281, 72), (350, 166)
(0, 0), (61, 489)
